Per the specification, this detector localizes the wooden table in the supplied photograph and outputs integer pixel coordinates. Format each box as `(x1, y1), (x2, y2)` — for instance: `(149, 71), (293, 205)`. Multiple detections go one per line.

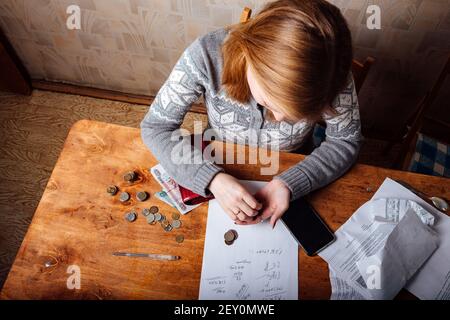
(1, 120), (449, 300)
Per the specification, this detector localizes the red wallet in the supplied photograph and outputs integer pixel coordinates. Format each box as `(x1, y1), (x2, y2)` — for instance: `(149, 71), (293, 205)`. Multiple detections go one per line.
(178, 134), (216, 206)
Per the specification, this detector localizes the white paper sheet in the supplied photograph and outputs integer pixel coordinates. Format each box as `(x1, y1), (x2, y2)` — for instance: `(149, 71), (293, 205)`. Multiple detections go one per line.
(373, 180), (450, 300)
(199, 180), (298, 300)
(355, 209), (438, 299)
(320, 178), (450, 300)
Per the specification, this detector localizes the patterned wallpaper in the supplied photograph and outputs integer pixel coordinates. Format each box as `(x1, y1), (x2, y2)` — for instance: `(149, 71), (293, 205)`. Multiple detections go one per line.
(0, 0), (449, 138)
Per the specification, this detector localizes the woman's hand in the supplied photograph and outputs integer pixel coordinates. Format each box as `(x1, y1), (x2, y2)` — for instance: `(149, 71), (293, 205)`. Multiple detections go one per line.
(208, 173), (262, 223)
(239, 179), (290, 228)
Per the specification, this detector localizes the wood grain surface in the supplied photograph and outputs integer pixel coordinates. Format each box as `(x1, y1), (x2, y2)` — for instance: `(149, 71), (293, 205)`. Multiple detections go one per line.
(0, 89), (207, 290)
(1, 119), (448, 300)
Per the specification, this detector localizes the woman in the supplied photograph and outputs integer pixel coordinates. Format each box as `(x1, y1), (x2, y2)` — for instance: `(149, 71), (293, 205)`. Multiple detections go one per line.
(141, 0), (362, 228)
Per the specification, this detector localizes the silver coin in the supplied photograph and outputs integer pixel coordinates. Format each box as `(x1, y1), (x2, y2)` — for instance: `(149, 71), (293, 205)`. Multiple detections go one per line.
(164, 224), (173, 232)
(154, 213), (162, 221)
(136, 191), (148, 202)
(123, 171), (136, 182)
(119, 192), (130, 202)
(106, 185), (118, 195)
(146, 213), (155, 224)
(142, 208), (151, 216)
(172, 219), (182, 229)
(124, 211), (137, 222)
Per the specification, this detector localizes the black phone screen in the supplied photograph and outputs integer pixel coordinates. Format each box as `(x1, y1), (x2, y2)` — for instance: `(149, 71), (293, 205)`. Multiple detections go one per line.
(281, 197), (335, 256)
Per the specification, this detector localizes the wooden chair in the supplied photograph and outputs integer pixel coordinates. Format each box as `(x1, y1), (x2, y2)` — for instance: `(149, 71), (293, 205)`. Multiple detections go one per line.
(239, 7), (375, 95)
(394, 54), (450, 171)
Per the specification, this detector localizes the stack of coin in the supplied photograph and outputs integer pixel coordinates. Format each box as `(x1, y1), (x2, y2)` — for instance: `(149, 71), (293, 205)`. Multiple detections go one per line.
(123, 171), (137, 182)
(224, 229), (238, 245)
(125, 202), (185, 242)
(171, 212), (182, 229)
(142, 206), (158, 224)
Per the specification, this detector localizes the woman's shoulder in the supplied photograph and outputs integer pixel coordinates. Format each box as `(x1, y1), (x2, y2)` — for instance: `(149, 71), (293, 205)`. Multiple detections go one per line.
(183, 28), (230, 87)
(189, 27), (230, 56)
(199, 27), (230, 45)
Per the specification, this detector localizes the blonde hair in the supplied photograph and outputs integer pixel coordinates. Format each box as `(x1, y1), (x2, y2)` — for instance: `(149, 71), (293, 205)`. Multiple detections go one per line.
(221, 0), (353, 122)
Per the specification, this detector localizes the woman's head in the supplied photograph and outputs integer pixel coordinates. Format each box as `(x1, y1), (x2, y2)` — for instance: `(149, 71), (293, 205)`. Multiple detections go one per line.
(221, 0), (353, 122)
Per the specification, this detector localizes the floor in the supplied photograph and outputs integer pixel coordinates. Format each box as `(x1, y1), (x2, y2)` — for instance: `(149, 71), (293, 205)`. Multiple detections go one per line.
(0, 89), (400, 289)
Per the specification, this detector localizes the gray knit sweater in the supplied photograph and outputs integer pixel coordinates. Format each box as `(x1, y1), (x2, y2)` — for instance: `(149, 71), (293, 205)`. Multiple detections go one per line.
(140, 28), (362, 201)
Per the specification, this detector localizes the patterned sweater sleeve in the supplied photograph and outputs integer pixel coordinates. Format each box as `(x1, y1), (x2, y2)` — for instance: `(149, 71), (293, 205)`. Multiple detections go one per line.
(140, 39), (224, 197)
(274, 75), (362, 201)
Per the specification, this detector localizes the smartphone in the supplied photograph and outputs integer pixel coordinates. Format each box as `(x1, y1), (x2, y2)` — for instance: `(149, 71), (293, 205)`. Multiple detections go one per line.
(281, 197), (335, 256)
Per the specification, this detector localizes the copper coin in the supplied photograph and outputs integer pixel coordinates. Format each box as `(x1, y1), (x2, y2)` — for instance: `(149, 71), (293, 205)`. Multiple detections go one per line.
(171, 212), (181, 220)
(149, 206), (159, 214)
(224, 230), (236, 242)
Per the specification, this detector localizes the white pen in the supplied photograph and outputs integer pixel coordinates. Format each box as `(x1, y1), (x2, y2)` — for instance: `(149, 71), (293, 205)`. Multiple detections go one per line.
(112, 252), (180, 261)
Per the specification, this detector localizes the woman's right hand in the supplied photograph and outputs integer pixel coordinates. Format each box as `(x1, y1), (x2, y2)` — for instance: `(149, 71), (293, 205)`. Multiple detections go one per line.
(208, 173), (262, 223)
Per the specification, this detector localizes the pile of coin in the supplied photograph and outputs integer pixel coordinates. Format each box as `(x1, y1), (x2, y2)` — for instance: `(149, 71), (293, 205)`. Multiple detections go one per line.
(107, 170), (185, 243)
(141, 206), (184, 242)
(224, 229), (238, 246)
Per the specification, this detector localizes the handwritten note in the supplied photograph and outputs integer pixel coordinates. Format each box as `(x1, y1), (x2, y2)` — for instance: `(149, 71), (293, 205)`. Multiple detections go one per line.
(199, 181), (298, 300)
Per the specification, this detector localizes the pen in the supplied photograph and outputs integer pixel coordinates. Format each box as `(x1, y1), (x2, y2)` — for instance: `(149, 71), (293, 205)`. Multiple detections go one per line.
(112, 252), (180, 261)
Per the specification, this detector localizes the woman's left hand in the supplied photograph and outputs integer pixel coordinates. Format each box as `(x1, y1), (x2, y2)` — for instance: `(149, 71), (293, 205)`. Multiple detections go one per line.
(236, 179), (291, 228)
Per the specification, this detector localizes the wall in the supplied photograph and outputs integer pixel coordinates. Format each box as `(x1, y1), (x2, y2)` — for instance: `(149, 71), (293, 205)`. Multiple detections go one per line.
(0, 0), (449, 138)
